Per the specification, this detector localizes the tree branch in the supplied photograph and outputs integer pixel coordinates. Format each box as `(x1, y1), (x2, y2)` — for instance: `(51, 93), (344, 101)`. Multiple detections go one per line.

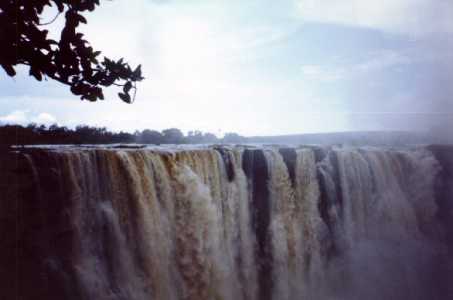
(38, 12), (62, 26)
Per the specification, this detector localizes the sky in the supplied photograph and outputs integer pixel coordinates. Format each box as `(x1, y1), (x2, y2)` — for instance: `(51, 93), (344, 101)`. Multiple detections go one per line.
(1, 0), (453, 136)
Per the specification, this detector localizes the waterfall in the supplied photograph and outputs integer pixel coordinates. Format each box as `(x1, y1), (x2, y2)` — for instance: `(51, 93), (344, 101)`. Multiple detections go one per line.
(0, 145), (451, 300)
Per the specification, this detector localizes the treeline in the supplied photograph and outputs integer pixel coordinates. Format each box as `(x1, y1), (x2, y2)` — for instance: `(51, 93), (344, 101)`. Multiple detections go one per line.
(0, 124), (247, 145)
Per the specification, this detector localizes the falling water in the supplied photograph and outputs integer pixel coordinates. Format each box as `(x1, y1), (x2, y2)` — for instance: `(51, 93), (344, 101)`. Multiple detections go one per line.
(1, 145), (451, 300)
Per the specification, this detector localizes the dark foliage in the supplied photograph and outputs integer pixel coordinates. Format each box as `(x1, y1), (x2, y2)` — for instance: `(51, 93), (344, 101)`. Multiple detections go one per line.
(0, 124), (247, 145)
(0, 0), (144, 102)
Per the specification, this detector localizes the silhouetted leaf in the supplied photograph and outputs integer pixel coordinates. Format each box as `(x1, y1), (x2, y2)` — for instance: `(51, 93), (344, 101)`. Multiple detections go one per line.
(132, 64), (142, 80)
(30, 67), (43, 81)
(123, 81), (132, 94)
(1, 64), (16, 76)
(56, 2), (64, 12)
(118, 92), (131, 103)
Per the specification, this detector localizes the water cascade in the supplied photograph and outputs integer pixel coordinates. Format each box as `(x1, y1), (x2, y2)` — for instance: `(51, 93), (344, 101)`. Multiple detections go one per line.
(1, 145), (451, 300)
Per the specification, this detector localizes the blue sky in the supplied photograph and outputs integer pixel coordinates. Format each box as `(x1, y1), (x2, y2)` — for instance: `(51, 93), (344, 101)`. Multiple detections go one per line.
(1, 0), (452, 136)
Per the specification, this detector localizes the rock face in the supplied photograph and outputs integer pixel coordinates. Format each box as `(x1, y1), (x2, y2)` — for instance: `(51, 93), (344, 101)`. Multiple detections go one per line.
(0, 145), (452, 300)
(428, 145), (453, 250)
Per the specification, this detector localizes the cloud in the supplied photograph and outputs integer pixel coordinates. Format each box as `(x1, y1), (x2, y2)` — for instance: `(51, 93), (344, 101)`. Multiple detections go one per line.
(0, 110), (28, 124)
(301, 65), (346, 82)
(0, 110), (57, 126)
(295, 0), (453, 35)
(32, 113), (57, 125)
(356, 50), (411, 72)
(301, 50), (411, 82)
